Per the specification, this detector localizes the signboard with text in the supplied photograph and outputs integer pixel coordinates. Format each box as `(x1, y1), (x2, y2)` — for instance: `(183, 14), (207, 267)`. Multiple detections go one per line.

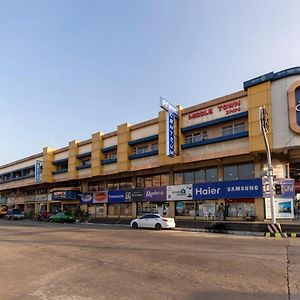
(167, 184), (193, 201)
(108, 190), (125, 204)
(93, 191), (108, 204)
(144, 186), (166, 202)
(35, 160), (42, 182)
(263, 178), (295, 199)
(125, 189), (143, 202)
(193, 178), (263, 200)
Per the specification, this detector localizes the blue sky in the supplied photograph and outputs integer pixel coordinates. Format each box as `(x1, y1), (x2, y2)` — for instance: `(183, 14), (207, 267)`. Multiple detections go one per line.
(0, 0), (299, 165)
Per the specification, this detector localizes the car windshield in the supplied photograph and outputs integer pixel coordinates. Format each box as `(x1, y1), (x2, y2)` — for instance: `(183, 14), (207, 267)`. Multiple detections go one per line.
(12, 209), (22, 214)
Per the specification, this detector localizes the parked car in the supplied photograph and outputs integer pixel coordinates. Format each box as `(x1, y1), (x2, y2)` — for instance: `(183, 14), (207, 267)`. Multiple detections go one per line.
(130, 214), (176, 230)
(48, 212), (76, 223)
(5, 209), (25, 220)
(0, 206), (8, 218)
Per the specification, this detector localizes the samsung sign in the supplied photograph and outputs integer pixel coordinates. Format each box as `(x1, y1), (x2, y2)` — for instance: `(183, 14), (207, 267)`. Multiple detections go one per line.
(193, 178), (263, 200)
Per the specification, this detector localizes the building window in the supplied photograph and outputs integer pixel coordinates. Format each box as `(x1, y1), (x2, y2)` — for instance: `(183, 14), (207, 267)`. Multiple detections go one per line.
(206, 168), (217, 182)
(105, 151), (117, 160)
(57, 163), (68, 171)
(151, 142), (158, 151)
(175, 201), (195, 216)
(195, 170), (205, 183)
(174, 167), (217, 184)
(136, 173), (169, 187)
(185, 131), (208, 144)
(222, 122), (246, 136)
(133, 141), (158, 155)
(88, 182), (106, 191)
(80, 158), (91, 166)
(223, 163), (254, 181)
(184, 172), (194, 184)
(107, 179), (133, 190)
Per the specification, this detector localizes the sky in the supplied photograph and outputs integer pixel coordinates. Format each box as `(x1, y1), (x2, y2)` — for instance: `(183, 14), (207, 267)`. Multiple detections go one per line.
(0, 0), (299, 165)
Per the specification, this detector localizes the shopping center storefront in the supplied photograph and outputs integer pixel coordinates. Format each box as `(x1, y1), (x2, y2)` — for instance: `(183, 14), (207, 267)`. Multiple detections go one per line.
(79, 178), (293, 221)
(51, 190), (80, 214)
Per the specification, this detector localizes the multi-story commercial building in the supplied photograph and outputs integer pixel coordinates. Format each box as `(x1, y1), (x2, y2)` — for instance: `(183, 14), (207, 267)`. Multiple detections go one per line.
(1, 66), (300, 221)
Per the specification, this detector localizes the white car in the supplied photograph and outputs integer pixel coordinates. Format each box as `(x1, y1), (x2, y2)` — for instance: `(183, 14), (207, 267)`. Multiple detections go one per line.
(130, 214), (176, 230)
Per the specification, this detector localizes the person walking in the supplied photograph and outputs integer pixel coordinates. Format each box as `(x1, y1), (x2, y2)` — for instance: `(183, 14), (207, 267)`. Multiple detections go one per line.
(218, 202), (225, 221)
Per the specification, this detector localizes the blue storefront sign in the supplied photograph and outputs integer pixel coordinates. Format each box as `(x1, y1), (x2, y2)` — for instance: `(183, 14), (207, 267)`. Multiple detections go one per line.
(35, 160), (42, 182)
(79, 192), (94, 204)
(52, 190), (80, 200)
(144, 186), (166, 202)
(193, 178), (263, 200)
(263, 178), (295, 199)
(108, 190), (125, 204)
(166, 112), (175, 157)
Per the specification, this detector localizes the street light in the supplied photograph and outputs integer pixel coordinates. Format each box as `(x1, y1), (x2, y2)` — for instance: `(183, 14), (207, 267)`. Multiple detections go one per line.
(259, 106), (276, 224)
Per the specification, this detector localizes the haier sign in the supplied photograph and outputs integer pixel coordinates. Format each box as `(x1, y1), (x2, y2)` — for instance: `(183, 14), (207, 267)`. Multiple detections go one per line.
(193, 178), (263, 200)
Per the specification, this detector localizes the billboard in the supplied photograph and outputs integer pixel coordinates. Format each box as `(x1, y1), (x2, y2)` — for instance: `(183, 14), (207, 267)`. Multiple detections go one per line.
(144, 186), (166, 202)
(93, 191), (108, 204)
(167, 184), (193, 201)
(265, 198), (294, 219)
(166, 112), (175, 157)
(79, 193), (93, 205)
(193, 178), (263, 200)
(35, 160), (42, 182)
(108, 190), (125, 204)
(263, 178), (295, 198)
(125, 189), (143, 202)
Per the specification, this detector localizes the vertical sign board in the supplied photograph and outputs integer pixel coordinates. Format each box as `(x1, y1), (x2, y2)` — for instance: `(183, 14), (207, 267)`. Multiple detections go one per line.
(160, 97), (178, 158)
(35, 160), (42, 182)
(166, 112), (175, 157)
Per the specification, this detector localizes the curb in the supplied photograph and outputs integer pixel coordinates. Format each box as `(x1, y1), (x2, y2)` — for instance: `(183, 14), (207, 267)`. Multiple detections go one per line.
(174, 227), (264, 237)
(263, 232), (300, 238)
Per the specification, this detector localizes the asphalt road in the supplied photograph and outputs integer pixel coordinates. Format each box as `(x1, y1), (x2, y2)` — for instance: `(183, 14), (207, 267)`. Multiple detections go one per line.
(0, 220), (299, 300)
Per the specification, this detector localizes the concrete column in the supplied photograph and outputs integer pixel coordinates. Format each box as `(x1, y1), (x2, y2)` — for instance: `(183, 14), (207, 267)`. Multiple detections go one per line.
(42, 147), (56, 183)
(132, 202), (137, 218)
(68, 140), (80, 180)
(168, 202), (175, 218)
(103, 204), (108, 217)
(91, 132), (104, 177)
(117, 123), (131, 173)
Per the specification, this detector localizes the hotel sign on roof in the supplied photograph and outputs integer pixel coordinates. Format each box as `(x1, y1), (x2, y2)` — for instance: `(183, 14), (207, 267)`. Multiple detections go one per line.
(183, 97), (248, 127)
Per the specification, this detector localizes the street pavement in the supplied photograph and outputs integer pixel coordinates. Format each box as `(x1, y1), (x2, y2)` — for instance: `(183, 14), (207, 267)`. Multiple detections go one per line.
(0, 220), (299, 300)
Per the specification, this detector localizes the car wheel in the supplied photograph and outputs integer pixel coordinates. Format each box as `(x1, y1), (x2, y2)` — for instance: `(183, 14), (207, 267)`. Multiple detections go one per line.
(132, 222), (138, 229)
(155, 223), (162, 230)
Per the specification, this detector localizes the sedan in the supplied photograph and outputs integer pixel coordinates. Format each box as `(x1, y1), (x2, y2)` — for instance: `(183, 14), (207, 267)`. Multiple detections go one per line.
(5, 209), (25, 220)
(49, 212), (76, 223)
(130, 214), (176, 230)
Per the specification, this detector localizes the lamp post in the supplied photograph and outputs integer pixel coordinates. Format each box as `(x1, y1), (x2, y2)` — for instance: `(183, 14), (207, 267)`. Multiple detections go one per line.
(259, 106), (276, 224)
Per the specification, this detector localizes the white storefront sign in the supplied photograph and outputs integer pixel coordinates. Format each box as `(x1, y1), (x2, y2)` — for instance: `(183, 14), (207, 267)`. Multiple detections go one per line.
(167, 184), (193, 201)
(265, 198), (294, 219)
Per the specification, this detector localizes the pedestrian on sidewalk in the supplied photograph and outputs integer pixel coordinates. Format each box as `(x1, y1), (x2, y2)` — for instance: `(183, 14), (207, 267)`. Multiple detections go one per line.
(218, 202), (225, 221)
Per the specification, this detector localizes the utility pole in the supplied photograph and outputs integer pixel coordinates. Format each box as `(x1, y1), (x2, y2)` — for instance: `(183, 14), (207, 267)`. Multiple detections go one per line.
(259, 106), (276, 224)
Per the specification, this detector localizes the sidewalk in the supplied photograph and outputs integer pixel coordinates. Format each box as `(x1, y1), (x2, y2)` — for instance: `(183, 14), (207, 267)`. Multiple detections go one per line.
(88, 217), (300, 235)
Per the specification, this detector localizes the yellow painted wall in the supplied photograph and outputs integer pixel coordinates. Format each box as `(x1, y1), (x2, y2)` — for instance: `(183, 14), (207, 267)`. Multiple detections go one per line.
(117, 123), (131, 172)
(68, 140), (80, 180)
(248, 82), (272, 152)
(42, 147), (56, 183)
(91, 132), (104, 177)
(131, 124), (159, 140)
